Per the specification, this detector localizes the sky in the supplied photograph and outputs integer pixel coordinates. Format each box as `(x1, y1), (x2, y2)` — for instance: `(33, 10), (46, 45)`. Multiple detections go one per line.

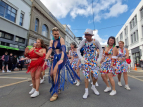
(40, 0), (141, 45)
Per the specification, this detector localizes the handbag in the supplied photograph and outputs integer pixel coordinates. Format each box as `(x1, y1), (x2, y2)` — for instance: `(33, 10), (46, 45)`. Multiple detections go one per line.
(126, 59), (131, 64)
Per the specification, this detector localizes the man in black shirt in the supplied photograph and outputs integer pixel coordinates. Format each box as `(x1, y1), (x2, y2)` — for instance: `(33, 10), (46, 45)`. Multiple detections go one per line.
(8, 53), (13, 72)
(12, 55), (17, 71)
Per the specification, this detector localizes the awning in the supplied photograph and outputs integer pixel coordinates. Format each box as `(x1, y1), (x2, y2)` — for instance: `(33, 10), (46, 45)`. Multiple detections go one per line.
(27, 46), (33, 49)
(0, 45), (19, 50)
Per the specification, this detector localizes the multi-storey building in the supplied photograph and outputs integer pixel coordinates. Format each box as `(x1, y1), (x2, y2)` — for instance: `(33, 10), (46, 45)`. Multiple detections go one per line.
(28, 0), (66, 47)
(115, 0), (143, 67)
(0, 0), (32, 57)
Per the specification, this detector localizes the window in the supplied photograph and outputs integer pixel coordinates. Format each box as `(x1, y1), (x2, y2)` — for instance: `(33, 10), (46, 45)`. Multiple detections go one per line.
(35, 18), (39, 32)
(0, 31), (4, 38)
(10, 44), (18, 48)
(120, 33), (123, 41)
(125, 38), (128, 46)
(142, 26), (143, 37)
(0, 31), (13, 40)
(134, 15), (137, 25)
(5, 34), (13, 40)
(15, 37), (25, 43)
(140, 7), (143, 19)
(130, 22), (132, 30)
(42, 24), (48, 37)
(136, 30), (138, 41)
(131, 34), (133, 43)
(19, 13), (24, 26)
(19, 46), (25, 49)
(0, 1), (17, 22)
(134, 32), (136, 42)
(50, 31), (53, 40)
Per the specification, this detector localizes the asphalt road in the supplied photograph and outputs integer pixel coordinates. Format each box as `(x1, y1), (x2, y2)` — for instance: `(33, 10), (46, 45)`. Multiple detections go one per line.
(0, 70), (143, 107)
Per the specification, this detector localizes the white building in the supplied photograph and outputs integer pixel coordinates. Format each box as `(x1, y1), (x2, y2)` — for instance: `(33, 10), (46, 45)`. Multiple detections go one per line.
(115, 0), (143, 67)
(0, 0), (32, 56)
(63, 24), (78, 52)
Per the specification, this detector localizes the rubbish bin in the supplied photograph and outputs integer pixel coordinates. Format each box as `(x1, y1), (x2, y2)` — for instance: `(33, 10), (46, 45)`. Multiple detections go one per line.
(140, 60), (143, 70)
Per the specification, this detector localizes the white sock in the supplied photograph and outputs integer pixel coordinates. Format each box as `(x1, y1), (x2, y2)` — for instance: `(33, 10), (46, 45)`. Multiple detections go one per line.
(92, 84), (95, 88)
(85, 88), (88, 93)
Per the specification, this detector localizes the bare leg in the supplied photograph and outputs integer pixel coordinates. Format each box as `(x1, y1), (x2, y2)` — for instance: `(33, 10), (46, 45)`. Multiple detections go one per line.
(35, 67), (42, 91)
(118, 73), (122, 82)
(6, 65), (8, 71)
(123, 72), (128, 85)
(30, 69), (36, 89)
(108, 73), (115, 90)
(101, 74), (110, 87)
(76, 68), (80, 81)
(2, 66), (4, 70)
(85, 77), (89, 88)
(40, 73), (43, 79)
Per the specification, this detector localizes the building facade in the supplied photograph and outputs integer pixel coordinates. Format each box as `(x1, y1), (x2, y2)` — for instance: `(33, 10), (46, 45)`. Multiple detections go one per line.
(0, 0), (32, 57)
(63, 24), (78, 52)
(115, 0), (143, 67)
(28, 0), (66, 47)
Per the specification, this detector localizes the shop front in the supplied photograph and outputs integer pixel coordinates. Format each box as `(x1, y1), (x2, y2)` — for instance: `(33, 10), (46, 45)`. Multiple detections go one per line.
(131, 47), (141, 67)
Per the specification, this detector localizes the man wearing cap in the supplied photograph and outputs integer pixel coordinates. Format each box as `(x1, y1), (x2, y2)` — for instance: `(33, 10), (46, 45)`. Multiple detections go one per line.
(77, 29), (102, 99)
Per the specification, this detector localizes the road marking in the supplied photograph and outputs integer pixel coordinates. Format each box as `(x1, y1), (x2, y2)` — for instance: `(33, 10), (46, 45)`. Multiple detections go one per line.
(133, 76), (143, 77)
(0, 80), (28, 88)
(128, 75), (143, 82)
(0, 76), (29, 79)
(0, 71), (27, 76)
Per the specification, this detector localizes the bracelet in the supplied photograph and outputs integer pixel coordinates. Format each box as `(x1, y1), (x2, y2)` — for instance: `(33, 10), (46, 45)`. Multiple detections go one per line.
(60, 58), (64, 60)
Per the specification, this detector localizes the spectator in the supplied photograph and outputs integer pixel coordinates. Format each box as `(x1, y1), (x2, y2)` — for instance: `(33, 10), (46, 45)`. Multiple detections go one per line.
(18, 57), (24, 71)
(12, 55), (17, 71)
(8, 53), (13, 72)
(1, 52), (9, 73)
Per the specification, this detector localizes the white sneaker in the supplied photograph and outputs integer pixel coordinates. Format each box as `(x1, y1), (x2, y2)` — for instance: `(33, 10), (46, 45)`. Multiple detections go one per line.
(76, 81), (80, 86)
(2, 70), (5, 73)
(96, 82), (99, 86)
(29, 88), (35, 94)
(91, 87), (100, 95)
(88, 79), (90, 82)
(104, 87), (111, 92)
(125, 85), (131, 90)
(73, 80), (77, 84)
(40, 79), (44, 84)
(30, 91), (39, 98)
(83, 92), (88, 99)
(29, 84), (33, 87)
(109, 90), (116, 96)
(118, 82), (122, 87)
(7, 70), (10, 72)
(91, 82), (93, 85)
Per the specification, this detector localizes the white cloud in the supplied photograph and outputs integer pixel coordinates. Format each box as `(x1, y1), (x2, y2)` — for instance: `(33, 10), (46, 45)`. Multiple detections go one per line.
(82, 30), (107, 45)
(40, 0), (128, 22)
(67, 24), (71, 29)
(104, 1), (128, 19)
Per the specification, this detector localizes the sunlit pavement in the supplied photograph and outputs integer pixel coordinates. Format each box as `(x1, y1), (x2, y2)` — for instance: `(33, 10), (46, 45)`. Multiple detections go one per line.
(0, 69), (143, 107)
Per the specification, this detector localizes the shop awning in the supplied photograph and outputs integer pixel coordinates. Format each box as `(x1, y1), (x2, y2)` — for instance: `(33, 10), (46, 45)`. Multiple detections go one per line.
(27, 46), (33, 49)
(0, 45), (19, 50)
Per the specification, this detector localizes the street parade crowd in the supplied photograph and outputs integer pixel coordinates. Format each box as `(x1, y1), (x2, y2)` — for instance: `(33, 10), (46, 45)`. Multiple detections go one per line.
(21, 27), (131, 102)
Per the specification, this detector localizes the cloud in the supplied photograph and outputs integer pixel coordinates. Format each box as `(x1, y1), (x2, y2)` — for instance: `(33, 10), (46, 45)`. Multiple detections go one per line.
(82, 30), (107, 45)
(40, 0), (128, 22)
(104, 1), (128, 19)
(67, 24), (71, 29)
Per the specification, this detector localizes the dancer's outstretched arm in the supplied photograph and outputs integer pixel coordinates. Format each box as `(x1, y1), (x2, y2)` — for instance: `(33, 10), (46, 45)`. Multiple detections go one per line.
(45, 40), (53, 60)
